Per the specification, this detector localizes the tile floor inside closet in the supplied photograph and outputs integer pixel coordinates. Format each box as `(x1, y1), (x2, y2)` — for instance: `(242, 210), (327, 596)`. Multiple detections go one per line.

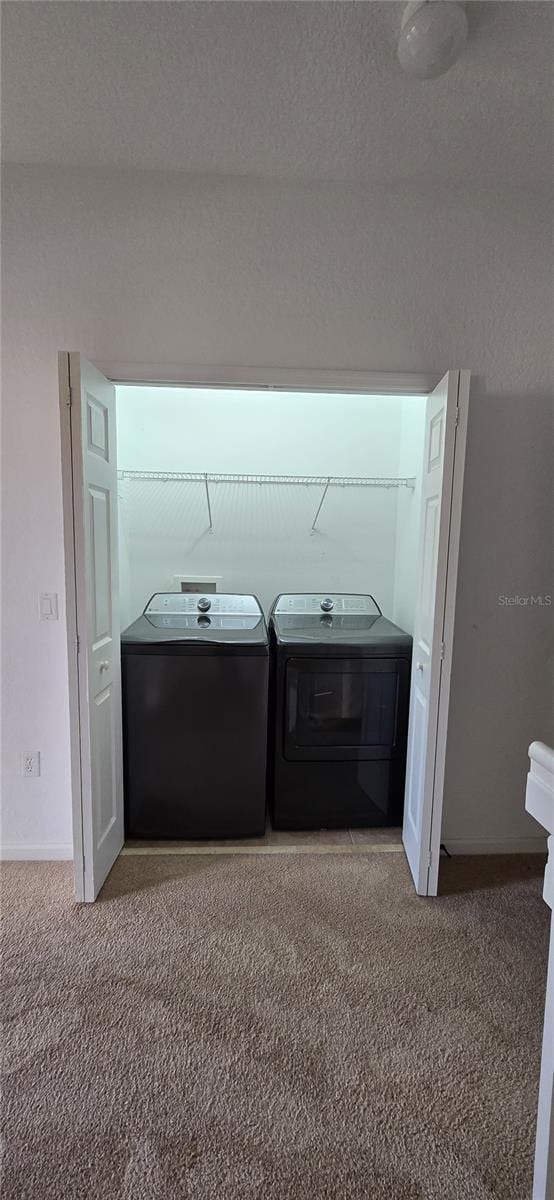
(123, 827), (404, 855)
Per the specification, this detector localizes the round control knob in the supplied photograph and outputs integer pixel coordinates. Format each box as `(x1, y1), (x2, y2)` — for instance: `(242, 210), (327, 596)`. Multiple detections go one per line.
(197, 597), (212, 612)
(320, 597), (334, 612)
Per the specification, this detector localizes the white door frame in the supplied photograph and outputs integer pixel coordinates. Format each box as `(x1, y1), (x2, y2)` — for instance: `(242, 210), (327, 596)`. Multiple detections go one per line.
(61, 358), (470, 898)
(94, 364), (437, 395)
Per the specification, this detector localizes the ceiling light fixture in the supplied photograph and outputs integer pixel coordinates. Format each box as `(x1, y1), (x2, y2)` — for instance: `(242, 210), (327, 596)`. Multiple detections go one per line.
(397, 1), (468, 80)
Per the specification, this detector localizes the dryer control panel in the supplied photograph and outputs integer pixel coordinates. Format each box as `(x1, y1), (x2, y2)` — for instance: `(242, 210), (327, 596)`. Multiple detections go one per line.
(273, 593), (381, 616)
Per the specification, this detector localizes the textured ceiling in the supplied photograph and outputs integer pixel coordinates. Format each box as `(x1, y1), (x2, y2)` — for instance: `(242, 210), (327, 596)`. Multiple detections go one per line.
(2, 1), (552, 183)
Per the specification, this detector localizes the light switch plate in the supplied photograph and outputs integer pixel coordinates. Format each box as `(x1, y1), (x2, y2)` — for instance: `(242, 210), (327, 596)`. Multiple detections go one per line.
(39, 592), (59, 620)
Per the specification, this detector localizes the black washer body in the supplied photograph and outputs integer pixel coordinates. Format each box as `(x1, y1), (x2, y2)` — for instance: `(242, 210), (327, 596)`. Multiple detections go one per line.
(268, 593), (412, 830)
(122, 593), (269, 839)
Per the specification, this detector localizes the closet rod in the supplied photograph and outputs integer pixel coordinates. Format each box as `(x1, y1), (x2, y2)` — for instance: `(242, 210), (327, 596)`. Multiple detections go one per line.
(118, 470), (416, 489)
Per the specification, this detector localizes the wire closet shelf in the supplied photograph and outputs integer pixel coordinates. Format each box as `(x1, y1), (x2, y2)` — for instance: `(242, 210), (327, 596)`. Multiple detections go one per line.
(117, 470), (417, 532)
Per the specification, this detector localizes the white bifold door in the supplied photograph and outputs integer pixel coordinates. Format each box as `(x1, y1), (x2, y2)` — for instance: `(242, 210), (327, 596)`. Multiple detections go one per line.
(59, 353), (124, 901)
(402, 370), (470, 896)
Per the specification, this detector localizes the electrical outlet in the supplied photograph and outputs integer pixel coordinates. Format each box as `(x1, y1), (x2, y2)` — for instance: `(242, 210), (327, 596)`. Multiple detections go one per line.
(21, 751), (40, 778)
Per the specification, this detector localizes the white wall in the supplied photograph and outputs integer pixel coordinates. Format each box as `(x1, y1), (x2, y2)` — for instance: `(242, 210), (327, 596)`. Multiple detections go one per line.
(2, 165), (552, 855)
(116, 386), (411, 624)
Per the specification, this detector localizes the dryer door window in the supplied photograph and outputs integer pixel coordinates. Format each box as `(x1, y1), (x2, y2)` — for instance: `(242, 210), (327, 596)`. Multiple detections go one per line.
(284, 657), (410, 761)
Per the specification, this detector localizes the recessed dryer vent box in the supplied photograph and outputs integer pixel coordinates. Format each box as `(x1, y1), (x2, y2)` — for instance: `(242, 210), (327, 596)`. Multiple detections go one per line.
(173, 576), (220, 594)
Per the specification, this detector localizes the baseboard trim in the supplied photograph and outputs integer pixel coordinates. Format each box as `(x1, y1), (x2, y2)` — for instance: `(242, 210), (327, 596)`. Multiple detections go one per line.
(444, 836), (548, 855)
(1, 837), (546, 862)
(0, 844), (73, 862)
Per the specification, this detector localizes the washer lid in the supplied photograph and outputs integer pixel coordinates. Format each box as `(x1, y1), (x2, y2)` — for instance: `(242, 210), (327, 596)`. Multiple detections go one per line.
(143, 592), (263, 630)
(122, 592), (268, 648)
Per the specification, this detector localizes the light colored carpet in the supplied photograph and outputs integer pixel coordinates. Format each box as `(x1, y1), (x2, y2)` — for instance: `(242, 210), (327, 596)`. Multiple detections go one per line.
(0, 853), (548, 1200)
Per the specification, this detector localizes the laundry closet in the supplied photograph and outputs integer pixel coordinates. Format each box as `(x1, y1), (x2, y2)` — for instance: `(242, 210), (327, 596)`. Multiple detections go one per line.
(115, 385), (426, 843)
(59, 354), (468, 901)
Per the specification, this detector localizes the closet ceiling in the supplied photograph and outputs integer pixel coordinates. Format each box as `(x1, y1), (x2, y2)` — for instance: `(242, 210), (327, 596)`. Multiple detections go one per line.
(2, 1), (552, 185)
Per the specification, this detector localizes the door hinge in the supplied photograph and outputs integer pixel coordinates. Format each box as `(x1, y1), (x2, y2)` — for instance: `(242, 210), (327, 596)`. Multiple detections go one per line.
(76, 634), (80, 654)
(428, 850), (433, 868)
(454, 405), (460, 428)
(66, 384), (73, 408)
(440, 640), (446, 660)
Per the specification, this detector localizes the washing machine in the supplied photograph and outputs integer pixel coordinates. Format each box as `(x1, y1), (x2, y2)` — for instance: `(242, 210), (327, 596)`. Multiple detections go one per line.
(268, 593), (412, 830)
(122, 593), (269, 839)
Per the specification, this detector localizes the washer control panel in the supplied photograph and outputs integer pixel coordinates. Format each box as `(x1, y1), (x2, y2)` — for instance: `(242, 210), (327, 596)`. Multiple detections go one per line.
(146, 593), (262, 618)
(273, 593), (381, 616)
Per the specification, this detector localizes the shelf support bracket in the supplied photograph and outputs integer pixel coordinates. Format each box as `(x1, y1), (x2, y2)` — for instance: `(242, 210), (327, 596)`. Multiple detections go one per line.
(204, 473), (213, 532)
(311, 477), (331, 533)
